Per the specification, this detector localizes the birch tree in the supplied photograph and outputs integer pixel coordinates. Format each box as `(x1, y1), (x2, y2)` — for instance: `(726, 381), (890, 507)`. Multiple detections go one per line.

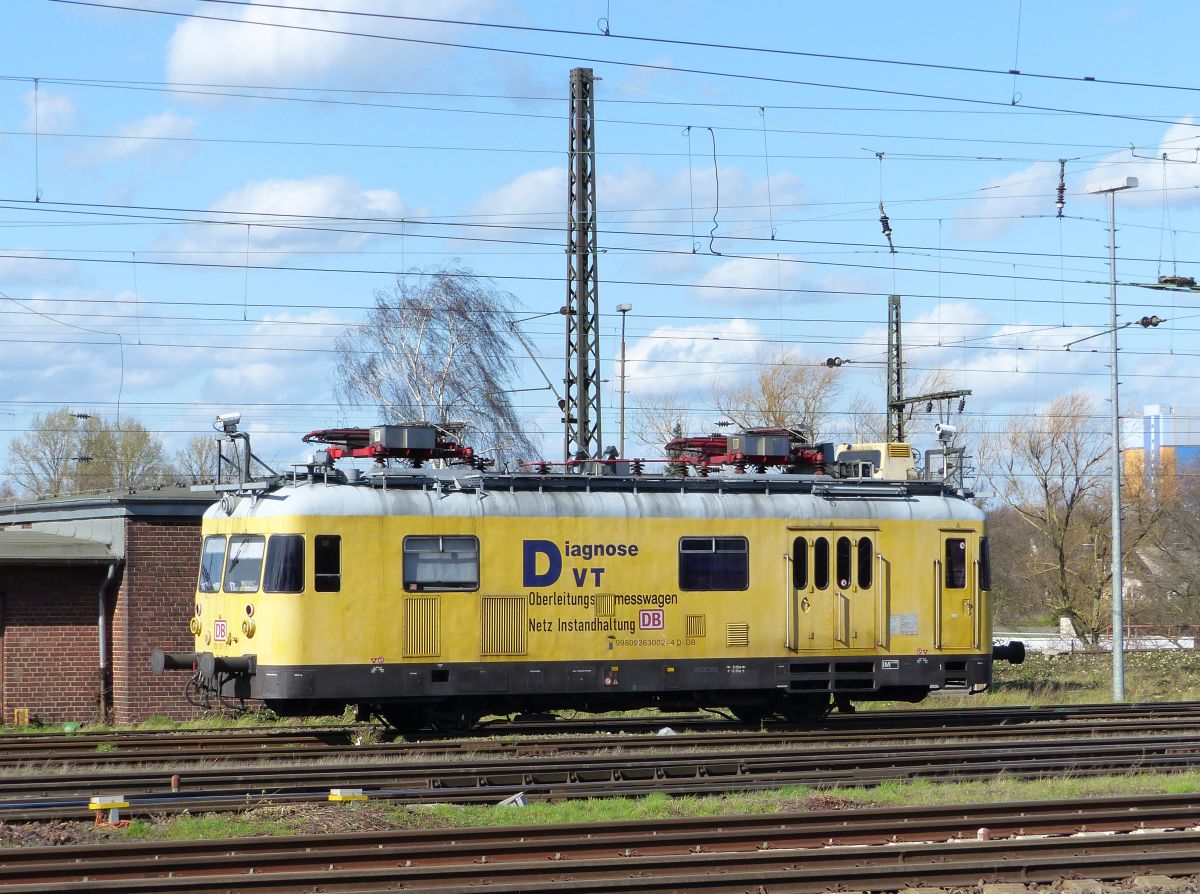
(333, 267), (537, 466)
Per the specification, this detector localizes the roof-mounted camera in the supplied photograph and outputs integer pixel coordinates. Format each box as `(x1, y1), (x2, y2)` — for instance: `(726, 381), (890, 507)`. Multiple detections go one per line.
(214, 412), (242, 434)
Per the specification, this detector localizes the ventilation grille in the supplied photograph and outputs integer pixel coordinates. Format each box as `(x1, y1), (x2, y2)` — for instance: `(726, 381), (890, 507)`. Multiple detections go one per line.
(888, 443), (910, 458)
(725, 623), (750, 647)
(686, 614), (707, 638)
(403, 596), (440, 657)
(481, 595), (527, 656)
(595, 593), (615, 617)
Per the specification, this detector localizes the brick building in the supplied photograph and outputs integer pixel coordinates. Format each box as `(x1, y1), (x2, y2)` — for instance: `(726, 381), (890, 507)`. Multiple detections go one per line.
(0, 488), (214, 725)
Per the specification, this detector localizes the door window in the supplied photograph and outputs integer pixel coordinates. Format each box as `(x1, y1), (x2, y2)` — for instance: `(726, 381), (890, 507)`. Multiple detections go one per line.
(945, 538), (967, 589)
(813, 537), (830, 590)
(792, 537), (808, 589)
(857, 537), (873, 589)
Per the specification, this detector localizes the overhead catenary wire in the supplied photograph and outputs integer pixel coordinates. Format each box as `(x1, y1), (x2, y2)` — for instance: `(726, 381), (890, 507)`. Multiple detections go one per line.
(1, 195), (1194, 277)
(47, 0), (1200, 130)
(176, 0), (1200, 100)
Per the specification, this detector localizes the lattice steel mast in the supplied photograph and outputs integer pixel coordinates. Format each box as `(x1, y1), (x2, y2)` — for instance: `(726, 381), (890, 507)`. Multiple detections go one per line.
(887, 294), (904, 443)
(563, 67), (602, 462)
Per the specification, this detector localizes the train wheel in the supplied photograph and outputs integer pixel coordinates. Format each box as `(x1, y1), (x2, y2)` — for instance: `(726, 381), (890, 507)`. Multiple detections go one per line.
(730, 706), (767, 726)
(778, 694), (832, 723)
(378, 708), (427, 735)
(429, 707), (481, 734)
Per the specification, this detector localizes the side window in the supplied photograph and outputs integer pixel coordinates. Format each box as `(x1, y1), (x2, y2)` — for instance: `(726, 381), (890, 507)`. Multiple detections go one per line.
(979, 537), (991, 591)
(198, 535), (226, 593)
(857, 537), (873, 589)
(836, 536), (852, 589)
(792, 537), (808, 590)
(314, 535), (341, 592)
(679, 537), (749, 591)
(403, 536), (479, 591)
(945, 538), (967, 589)
(224, 535), (265, 593)
(263, 534), (304, 593)
(813, 537), (830, 590)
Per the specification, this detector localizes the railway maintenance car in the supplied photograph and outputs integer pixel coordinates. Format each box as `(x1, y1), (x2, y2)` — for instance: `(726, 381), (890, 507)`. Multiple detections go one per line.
(152, 419), (1024, 731)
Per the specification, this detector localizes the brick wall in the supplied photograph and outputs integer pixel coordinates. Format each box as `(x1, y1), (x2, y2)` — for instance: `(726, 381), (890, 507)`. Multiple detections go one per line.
(112, 516), (204, 723)
(1, 567), (106, 725)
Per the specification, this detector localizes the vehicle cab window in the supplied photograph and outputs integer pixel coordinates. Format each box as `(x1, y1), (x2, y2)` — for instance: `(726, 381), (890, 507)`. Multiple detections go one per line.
(224, 535), (265, 593)
(198, 535), (226, 593)
(263, 534), (304, 593)
(314, 535), (341, 592)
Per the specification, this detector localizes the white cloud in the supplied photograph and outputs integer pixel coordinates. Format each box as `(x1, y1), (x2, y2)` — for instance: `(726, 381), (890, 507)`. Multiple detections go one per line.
(166, 0), (496, 90)
(625, 318), (763, 393)
(470, 167), (562, 226)
(163, 175), (409, 258)
(22, 89), (75, 132)
(694, 256), (802, 307)
(467, 162), (807, 263)
(953, 160), (1061, 241)
(95, 112), (198, 160)
(0, 251), (78, 284)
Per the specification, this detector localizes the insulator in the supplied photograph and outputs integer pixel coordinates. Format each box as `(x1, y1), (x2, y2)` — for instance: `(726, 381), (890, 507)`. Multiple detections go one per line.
(1056, 159), (1066, 218)
(958, 397), (966, 413)
(879, 202), (895, 254)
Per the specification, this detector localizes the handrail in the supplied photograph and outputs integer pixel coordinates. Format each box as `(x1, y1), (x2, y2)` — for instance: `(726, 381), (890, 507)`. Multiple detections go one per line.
(784, 552), (796, 651)
(876, 552), (886, 647)
(933, 558), (943, 650)
(972, 558), (982, 650)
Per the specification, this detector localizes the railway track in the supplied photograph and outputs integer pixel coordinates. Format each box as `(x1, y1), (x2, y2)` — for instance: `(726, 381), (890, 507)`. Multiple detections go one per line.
(3, 793), (1200, 890)
(5, 699), (1200, 767)
(3, 729), (1200, 820)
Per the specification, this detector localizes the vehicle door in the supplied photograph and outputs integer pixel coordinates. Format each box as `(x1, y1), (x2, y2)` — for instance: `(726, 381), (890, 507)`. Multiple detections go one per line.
(935, 530), (980, 650)
(787, 530), (881, 652)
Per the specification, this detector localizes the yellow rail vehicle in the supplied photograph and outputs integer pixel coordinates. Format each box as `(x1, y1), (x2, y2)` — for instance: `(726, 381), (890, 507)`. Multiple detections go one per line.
(154, 461), (1019, 730)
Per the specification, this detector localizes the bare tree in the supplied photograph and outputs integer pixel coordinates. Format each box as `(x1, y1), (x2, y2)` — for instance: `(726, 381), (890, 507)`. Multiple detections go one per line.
(175, 434), (220, 484)
(711, 346), (842, 441)
(9, 409), (170, 497)
(10, 408), (87, 497)
(334, 266), (537, 466)
(109, 419), (167, 490)
(1129, 467), (1200, 631)
(632, 388), (692, 453)
(980, 390), (1160, 643)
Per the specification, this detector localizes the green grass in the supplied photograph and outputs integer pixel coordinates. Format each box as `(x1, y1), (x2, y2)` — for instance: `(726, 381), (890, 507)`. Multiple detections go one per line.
(111, 771), (1200, 843)
(925, 650), (1200, 710)
(123, 813), (291, 841)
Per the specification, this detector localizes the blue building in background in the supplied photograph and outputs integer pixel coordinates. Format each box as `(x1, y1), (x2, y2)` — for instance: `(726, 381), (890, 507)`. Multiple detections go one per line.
(1132, 405), (1200, 500)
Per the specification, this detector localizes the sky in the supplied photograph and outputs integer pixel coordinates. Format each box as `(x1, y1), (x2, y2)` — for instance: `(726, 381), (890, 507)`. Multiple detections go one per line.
(3, 0), (1200, 486)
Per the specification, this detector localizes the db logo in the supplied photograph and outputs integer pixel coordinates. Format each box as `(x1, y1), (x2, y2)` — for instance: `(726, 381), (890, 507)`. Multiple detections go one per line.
(213, 619), (228, 642)
(639, 609), (664, 630)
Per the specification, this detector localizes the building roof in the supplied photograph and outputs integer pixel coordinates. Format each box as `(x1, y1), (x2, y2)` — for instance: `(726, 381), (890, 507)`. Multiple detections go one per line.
(0, 531), (116, 566)
(1, 486), (216, 525)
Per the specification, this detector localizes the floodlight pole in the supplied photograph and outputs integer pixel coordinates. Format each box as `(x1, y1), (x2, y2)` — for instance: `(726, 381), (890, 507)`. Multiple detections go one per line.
(617, 303), (632, 457)
(1087, 176), (1137, 703)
